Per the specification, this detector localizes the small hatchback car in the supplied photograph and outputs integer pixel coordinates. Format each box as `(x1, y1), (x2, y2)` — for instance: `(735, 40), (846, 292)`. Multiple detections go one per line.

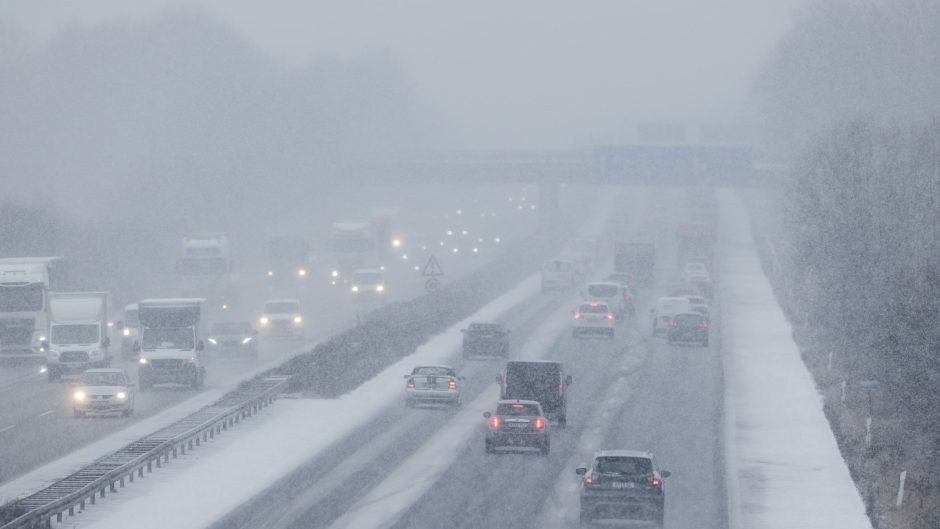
(483, 400), (550, 455)
(576, 450), (671, 527)
(572, 302), (615, 339)
(666, 312), (709, 347)
(72, 368), (135, 418)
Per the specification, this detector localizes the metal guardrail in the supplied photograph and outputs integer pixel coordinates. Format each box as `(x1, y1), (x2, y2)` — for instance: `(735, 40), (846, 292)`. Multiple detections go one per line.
(0, 375), (293, 529)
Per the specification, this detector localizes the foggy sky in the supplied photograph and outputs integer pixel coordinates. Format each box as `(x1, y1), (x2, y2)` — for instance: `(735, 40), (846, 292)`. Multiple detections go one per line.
(3, 0), (804, 149)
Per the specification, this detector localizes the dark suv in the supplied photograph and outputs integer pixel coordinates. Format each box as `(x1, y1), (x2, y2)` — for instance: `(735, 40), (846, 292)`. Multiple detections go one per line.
(497, 360), (571, 427)
(576, 450), (670, 528)
(666, 312), (709, 347)
(462, 322), (510, 358)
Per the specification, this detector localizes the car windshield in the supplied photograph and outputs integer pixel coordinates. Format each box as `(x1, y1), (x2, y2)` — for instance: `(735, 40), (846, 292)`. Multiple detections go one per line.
(50, 324), (99, 345)
(0, 283), (44, 312)
(81, 371), (125, 386)
(496, 403), (540, 416)
(124, 309), (139, 327)
(412, 366), (455, 376)
(594, 456), (653, 476)
(687, 297), (706, 305)
(505, 363), (561, 393)
(264, 302), (300, 314)
(579, 304), (609, 314)
(141, 327), (195, 350)
(587, 284), (619, 297)
(353, 273), (383, 284)
(178, 257), (227, 275)
(212, 322), (251, 335)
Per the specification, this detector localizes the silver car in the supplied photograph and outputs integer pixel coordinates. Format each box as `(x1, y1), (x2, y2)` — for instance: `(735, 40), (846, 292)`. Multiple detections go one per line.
(72, 368), (135, 418)
(484, 400), (550, 455)
(404, 365), (463, 407)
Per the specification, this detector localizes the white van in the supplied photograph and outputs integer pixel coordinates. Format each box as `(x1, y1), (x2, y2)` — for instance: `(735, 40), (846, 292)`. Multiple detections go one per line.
(541, 259), (575, 291)
(582, 282), (627, 319)
(651, 297), (692, 335)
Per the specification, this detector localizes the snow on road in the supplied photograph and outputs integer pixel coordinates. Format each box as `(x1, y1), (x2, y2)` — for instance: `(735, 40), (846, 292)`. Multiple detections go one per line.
(718, 189), (873, 529)
(67, 272), (543, 529)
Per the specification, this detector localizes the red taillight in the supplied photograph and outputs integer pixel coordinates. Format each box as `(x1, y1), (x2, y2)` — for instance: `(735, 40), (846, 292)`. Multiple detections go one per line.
(606, 313), (614, 321)
(534, 417), (545, 430)
(407, 379), (415, 389)
(699, 322), (708, 330)
(448, 380), (457, 390)
(574, 313), (582, 320)
(489, 416), (500, 429)
(584, 475), (595, 485)
(651, 478), (661, 487)
(512, 403), (524, 408)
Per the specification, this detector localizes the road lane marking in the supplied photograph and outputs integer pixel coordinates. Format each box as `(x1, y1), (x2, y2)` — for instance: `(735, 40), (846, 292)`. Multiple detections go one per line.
(37, 410), (54, 418)
(0, 425), (14, 433)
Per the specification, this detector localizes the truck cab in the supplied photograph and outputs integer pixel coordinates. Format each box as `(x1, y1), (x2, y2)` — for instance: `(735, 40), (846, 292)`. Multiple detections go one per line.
(118, 303), (140, 358)
(136, 298), (207, 390)
(0, 257), (67, 357)
(44, 292), (112, 381)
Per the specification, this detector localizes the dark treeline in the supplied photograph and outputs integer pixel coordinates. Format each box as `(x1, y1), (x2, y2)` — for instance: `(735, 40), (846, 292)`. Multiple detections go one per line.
(0, 11), (444, 233)
(758, 1), (940, 527)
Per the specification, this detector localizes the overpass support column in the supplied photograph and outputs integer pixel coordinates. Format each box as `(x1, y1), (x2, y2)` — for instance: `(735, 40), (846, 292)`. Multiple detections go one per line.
(538, 183), (561, 236)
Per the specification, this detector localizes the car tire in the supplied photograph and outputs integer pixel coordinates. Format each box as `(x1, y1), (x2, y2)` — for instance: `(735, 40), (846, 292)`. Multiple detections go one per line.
(608, 330), (615, 340)
(558, 415), (567, 429)
(703, 338), (709, 347)
(572, 329), (580, 339)
(485, 440), (495, 454)
(540, 440), (550, 456)
(73, 409), (84, 419)
(405, 399), (415, 408)
(47, 367), (61, 382)
(579, 511), (591, 528)
(123, 408), (133, 418)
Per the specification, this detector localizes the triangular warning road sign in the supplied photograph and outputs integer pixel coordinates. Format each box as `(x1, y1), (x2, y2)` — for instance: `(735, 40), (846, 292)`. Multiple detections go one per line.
(422, 255), (445, 277)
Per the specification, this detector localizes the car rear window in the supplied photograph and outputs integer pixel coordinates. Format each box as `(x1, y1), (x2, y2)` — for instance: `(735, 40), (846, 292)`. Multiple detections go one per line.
(543, 261), (572, 272)
(469, 323), (502, 334)
(496, 403), (540, 416)
(674, 313), (704, 326)
(587, 284), (619, 297)
(212, 322), (250, 334)
(413, 366), (455, 377)
(595, 456), (653, 476)
(264, 302), (300, 314)
(578, 304), (609, 314)
(506, 362), (561, 390)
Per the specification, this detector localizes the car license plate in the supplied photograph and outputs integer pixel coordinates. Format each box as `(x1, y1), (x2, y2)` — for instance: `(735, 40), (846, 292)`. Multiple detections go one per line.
(612, 482), (635, 489)
(506, 421), (527, 428)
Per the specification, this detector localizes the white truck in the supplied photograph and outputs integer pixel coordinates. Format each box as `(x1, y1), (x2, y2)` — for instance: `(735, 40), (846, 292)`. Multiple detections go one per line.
(327, 222), (376, 284)
(541, 258), (576, 291)
(176, 234), (236, 311)
(0, 257), (67, 357)
(44, 292), (112, 381)
(136, 298), (207, 390)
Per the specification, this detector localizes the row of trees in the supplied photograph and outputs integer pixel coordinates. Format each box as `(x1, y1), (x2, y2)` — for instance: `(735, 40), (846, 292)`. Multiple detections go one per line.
(758, 2), (940, 527)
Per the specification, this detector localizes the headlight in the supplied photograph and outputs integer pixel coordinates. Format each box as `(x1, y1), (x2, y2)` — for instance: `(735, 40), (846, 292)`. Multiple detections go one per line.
(298, 269), (307, 277)
(116, 392), (127, 399)
(331, 270), (339, 278)
(107, 321), (114, 328)
(242, 337), (252, 344)
(267, 270), (274, 277)
(73, 391), (86, 401)
(392, 239), (402, 248)
(293, 316), (303, 324)
(376, 284), (385, 292)
(260, 317), (269, 325)
(351, 285), (360, 293)
(123, 328), (131, 337)
(139, 357), (148, 364)
(208, 338), (218, 345)
(39, 335), (46, 342)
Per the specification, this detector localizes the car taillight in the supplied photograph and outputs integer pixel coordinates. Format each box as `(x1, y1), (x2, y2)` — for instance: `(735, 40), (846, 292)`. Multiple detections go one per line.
(606, 313), (614, 321)
(407, 379), (415, 389)
(584, 474), (596, 485)
(651, 478), (661, 487)
(489, 416), (500, 429)
(534, 417), (545, 430)
(699, 322), (708, 330)
(574, 313), (582, 320)
(448, 380), (457, 390)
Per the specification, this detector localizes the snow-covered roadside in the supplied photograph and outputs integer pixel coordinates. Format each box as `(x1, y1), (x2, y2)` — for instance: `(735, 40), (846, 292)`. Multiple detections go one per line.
(718, 189), (873, 529)
(0, 327), (346, 506)
(68, 273), (542, 529)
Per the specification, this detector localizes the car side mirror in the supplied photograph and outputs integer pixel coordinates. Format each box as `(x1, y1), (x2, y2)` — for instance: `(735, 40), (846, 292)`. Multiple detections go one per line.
(196, 341), (205, 351)
(102, 337), (111, 347)
(483, 411), (491, 418)
(660, 470), (671, 478)
(403, 374), (411, 379)
(565, 375), (573, 386)
(575, 467), (587, 476)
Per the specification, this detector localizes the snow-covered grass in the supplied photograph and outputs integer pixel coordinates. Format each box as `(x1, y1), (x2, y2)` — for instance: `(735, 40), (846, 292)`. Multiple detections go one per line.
(65, 273), (542, 529)
(718, 189), (873, 529)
